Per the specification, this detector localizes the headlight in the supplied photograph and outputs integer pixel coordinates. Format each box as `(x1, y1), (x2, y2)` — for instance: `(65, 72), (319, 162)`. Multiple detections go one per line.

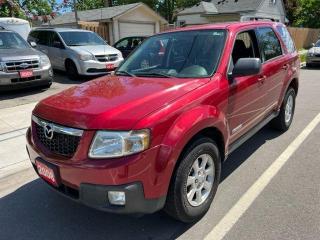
(40, 55), (51, 67)
(0, 62), (5, 71)
(79, 54), (94, 61)
(89, 130), (150, 158)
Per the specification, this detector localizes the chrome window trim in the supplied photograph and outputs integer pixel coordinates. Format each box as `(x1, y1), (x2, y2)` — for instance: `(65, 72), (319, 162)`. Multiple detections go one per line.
(32, 115), (83, 137)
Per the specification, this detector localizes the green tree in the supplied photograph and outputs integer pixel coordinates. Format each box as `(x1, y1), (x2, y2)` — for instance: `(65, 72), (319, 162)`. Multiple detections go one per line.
(294, 0), (320, 28)
(0, 0), (55, 19)
(283, 0), (298, 25)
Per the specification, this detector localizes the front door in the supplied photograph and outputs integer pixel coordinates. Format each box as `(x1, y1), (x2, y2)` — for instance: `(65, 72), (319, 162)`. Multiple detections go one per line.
(227, 29), (268, 143)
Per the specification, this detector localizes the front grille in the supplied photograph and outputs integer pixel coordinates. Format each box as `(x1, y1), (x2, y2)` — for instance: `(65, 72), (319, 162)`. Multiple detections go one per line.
(33, 116), (83, 157)
(11, 76), (41, 83)
(314, 54), (320, 57)
(95, 54), (118, 62)
(5, 59), (40, 72)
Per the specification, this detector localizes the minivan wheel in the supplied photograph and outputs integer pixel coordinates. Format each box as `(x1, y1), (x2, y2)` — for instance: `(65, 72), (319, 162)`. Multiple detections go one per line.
(65, 60), (79, 80)
(271, 87), (296, 131)
(164, 138), (221, 223)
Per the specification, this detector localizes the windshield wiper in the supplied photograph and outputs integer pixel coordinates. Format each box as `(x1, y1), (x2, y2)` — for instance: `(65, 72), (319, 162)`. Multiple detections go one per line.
(134, 72), (172, 78)
(115, 70), (136, 77)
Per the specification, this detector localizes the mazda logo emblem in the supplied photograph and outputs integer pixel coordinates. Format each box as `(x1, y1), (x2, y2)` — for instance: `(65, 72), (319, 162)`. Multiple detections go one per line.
(44, 124), (54, 140)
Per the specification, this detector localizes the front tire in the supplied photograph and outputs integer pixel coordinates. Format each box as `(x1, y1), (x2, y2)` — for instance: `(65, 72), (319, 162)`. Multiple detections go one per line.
(65, 60), (79, 80)
(271, 87), (296, 131)
(164, 138), (221, 222)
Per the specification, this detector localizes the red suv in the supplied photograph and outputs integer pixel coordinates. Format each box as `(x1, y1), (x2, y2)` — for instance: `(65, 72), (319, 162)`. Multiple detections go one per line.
(26, 22), (299, 222)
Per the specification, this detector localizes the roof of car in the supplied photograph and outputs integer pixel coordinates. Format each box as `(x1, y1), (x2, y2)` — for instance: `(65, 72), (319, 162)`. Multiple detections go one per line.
(32, 27), (92, 33)
(164, 21), (284, 33)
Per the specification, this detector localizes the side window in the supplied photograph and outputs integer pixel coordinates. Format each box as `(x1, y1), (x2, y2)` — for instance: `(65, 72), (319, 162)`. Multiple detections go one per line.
(50, 32), (63, 48)
(276, 25), (296, 53)
(37, 31), (51, 46)
(229, 30), (260, 72)
(256, 27), (282, 62)
(28, 31), (39, 43)
(115, 39), (129, 49)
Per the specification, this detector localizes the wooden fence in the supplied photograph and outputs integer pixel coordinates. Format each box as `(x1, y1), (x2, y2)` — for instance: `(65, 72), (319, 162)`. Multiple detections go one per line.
(287, 27), (319, 49)
(78, 21), (109, 42)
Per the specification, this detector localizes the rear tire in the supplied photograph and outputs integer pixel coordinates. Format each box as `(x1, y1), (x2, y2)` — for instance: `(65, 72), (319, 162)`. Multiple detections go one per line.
(65, 60), (79, 80)
(164, 137), (221, 223)
(306, 63), (313, 68)
(271, 87), (296, 131)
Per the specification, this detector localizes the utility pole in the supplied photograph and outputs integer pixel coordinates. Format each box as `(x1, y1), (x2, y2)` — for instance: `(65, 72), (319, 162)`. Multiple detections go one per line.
(73, 0), (79, 28)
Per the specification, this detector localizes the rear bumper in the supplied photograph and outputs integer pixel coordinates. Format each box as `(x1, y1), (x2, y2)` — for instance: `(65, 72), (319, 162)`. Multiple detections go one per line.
(26, 127), (168, 214)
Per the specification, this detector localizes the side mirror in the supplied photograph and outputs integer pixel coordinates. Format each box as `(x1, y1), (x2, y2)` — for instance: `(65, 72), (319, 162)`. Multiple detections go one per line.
(311, 43), (315, 47)
(231, 58), (262, 78)
(29, 41), (37, 48)
(53, 41), (64, 49)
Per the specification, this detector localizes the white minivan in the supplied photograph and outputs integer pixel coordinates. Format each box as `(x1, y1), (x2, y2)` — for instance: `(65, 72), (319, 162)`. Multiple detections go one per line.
(28, 28), (124, 79)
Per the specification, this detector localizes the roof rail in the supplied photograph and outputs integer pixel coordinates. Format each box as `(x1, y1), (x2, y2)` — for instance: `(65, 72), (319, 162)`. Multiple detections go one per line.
(34, 26), (55, 29)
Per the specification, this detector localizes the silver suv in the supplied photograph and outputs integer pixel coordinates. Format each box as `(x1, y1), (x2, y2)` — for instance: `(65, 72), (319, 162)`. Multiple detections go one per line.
(28, 28), (124, 79)
(0, 28), (53, 90)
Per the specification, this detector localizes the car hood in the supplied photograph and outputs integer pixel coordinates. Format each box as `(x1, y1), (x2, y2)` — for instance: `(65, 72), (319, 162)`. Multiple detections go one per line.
(0, 48), (42, 61)
(33, 76), (209, 130)
(70, 45), (121, 56)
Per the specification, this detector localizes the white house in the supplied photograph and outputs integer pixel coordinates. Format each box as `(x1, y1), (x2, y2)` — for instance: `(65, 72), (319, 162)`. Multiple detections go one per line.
(177, 0), (286, 27)
(48, 3), (167, 44)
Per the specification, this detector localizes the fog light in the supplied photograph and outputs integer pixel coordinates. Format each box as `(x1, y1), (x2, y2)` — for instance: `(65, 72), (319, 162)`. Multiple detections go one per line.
(108, 191), (126, 205)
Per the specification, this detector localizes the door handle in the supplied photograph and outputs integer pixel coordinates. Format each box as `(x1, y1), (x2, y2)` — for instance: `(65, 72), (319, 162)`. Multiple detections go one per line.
(258, 75), (266, 84)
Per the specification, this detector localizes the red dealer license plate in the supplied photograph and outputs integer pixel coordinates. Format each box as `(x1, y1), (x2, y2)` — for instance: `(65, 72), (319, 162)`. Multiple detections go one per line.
(19, 70), (33, 78)
(36, 160), (59, 187)
(106, 64), (115, 70)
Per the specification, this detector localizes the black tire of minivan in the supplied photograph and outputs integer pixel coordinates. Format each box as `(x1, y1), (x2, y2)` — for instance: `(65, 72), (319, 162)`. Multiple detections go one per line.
(164, 138), (221, 223)
(271, 87), (296, 131)
(66, 60), (79, 80)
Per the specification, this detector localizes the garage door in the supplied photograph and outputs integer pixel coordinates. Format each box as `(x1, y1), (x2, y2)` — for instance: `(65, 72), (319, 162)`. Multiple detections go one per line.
(119, 22), (155, 39)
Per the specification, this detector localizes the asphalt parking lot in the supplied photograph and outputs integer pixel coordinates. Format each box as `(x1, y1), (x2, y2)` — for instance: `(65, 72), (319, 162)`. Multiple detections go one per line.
(0, 68), (319, 240)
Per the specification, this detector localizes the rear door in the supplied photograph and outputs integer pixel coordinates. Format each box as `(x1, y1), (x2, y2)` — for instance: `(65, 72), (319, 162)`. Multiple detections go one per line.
(255, 27), (287, 112)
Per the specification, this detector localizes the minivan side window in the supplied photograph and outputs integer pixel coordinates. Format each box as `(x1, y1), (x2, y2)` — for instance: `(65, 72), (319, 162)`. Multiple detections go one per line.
(37, 31), (51, 46)
(256, 27), (282, 62)
(276, 25), (296, 53)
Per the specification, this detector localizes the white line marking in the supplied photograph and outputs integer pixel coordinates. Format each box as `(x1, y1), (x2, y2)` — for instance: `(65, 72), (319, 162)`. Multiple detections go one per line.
(205, 113), (320, 240)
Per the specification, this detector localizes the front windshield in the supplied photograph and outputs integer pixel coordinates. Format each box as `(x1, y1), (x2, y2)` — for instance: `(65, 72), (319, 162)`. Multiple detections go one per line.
(0, 32), (30, 49)
(117, 30), (226, 78)
(59, 31), (106, 46)
(315, 41), (320, 47)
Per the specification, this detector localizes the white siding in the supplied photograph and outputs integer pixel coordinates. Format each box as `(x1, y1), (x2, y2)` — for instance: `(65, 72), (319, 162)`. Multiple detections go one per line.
(113, 6), (160, 42)
(177, 14), (210, 26)
(255, 0), (286, 22)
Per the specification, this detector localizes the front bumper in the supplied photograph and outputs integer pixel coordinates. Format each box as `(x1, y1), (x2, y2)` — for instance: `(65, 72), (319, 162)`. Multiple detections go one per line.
(26, 127), (167, 214)
(0, 65), (53, 90)
(77, 58), (124, 76)
(306, 56), (320, 64)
